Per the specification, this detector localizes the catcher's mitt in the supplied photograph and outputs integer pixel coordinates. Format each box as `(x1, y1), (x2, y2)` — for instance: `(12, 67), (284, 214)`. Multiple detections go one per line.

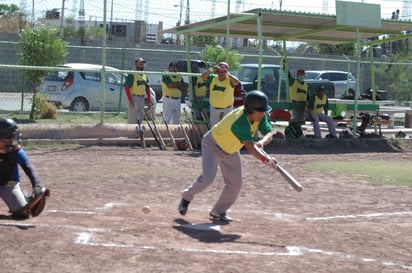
(175, 139), (189, 151)
(26, 187), (50, 217)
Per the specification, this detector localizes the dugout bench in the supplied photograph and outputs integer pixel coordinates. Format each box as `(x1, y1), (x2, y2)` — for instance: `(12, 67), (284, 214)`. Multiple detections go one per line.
(268, 100), (391, 133)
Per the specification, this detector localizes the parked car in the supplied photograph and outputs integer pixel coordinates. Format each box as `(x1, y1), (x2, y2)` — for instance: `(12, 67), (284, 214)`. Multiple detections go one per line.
(304, 70), (356, 99)
(232, 64), (285, 100)
(39, 63), (156, 112)
(233, 64), (335, 100)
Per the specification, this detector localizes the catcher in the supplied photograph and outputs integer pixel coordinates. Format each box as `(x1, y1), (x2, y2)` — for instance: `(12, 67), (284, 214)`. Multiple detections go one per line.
(0, 117), (49, 219)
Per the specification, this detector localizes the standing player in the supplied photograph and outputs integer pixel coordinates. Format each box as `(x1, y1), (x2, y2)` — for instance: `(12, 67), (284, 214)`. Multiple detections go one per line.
(178, 91), (277, 222)
(201, 62), (240, 126)
(0, 117), (48, 219)
(191, 61), (209, 120)
(283, 62), (308, 122)
(162, 62), (188, 124)
(124, 57), (152, 124)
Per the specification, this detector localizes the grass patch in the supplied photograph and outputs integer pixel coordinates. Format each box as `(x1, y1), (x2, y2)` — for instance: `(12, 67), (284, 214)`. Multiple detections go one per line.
(0, 111), (128, 124)
(307, 160), (411, 185)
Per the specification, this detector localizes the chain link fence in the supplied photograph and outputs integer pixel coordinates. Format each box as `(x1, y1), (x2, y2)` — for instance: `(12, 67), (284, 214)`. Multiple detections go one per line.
(0, 1), (411, 127)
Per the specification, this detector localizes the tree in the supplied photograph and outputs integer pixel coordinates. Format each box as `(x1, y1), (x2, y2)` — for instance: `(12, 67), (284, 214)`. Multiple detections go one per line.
(375, 54), (412, 103)
(19, 26), (68, 119)
(198, 45), (243, 70)
(192, 35), (218, 47)
(0, 4), (25, 32)
(316, 43), (356, 55)
(0, 4), (19, 15)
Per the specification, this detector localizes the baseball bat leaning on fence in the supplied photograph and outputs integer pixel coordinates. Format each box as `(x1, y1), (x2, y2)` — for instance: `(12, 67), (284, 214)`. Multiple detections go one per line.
(183, 107), (202, 149)
(148, 110), (167, 150)
(161, 112), (178, 150)
(255, 145), (303, 192)
(144, 110), (164, 150)
(200, 110), (210, 130)
(174, 109), (193, 151)
(137, 120), (146, 149)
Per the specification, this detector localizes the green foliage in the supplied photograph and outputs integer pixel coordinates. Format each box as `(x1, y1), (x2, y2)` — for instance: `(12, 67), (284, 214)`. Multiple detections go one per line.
(375, 54), (412, 102)
(0, 4), (19, 16)
(33, 95), (57, 119)
(199, 45), (243, 70)
(192, 36), (218, 47)
(86, 26), (105, 38)
(315, 43), (356, 55)
(19, 26), (68, 119)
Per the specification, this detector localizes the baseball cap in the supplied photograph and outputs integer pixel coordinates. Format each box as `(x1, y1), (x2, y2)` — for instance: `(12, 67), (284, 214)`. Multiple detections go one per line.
(169, 62), (178, 67)
(217, 62), (229, 71)
(318, 85), (326, 91)
(135, 57), (146, 63)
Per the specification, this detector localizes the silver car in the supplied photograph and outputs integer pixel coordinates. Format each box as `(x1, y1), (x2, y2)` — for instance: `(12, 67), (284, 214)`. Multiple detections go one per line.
(39, 63), (155, 112)
(304, 70), (356, 99)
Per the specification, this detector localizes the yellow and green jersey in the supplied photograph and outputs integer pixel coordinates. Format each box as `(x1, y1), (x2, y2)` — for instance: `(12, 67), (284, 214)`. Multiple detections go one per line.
(162, 75), (185, 97)
(125, 73), (148, 96)
(290, 80), (308, 102)
(306, 94), (329, 114)
(207, 74), (235, 108)
(193, 76), (208, 98)
(211, 106), (273, 154)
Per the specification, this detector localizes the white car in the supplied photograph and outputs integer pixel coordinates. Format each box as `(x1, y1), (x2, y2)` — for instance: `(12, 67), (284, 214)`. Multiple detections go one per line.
(304, 70), (356, 99)
(39, 63), (156, 112)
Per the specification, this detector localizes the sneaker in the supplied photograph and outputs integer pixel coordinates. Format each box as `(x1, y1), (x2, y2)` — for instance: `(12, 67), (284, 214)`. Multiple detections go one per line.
(178, 198), (190, 216)
(209, 211), (233, 222)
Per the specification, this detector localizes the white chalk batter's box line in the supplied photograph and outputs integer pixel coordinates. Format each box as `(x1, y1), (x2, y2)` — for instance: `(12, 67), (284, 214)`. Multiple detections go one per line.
(2, 206), (411, 271)
(73, 228), (410, 271)
(46, 206), (412, 223)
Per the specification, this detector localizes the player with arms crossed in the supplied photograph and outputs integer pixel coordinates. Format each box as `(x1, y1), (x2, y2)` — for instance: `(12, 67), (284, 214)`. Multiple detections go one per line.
(178, 91), (277, 222)
(0, 117), (49, 219)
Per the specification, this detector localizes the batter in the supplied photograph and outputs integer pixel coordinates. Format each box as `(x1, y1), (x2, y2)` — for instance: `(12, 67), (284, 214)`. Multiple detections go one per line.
(178, 91), (277, 221)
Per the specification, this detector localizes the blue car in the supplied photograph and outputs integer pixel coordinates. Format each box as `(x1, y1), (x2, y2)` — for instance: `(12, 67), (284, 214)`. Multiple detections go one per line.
(40, 63), (156, 112)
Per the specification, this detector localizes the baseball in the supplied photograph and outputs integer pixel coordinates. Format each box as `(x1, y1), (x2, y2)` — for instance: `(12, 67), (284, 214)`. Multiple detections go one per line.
(142, 205), (151, 214)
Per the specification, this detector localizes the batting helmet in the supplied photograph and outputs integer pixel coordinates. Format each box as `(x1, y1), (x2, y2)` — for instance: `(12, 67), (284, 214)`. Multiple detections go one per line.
(244, 91), (271, 113)
(175, 139), (189, 151)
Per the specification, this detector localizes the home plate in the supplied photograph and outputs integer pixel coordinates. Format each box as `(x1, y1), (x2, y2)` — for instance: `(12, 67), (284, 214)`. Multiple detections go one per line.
(179, 223), (221, 231)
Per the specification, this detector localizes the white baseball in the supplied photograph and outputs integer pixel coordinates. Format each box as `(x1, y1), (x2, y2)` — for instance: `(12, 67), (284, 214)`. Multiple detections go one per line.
(142, 205), (151, 214)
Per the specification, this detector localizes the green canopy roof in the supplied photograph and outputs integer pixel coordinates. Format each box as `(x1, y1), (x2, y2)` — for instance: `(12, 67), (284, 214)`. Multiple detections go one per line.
(164, 8), (412, 45)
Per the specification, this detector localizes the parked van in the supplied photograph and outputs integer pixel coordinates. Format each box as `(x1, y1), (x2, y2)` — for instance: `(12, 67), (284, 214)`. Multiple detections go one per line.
(233, 64), (335, 100)
(304, 70), (356, 99)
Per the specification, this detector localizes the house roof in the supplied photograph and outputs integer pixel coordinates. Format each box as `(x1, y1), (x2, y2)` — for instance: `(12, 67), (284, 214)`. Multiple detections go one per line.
(163, 8), (412, 45)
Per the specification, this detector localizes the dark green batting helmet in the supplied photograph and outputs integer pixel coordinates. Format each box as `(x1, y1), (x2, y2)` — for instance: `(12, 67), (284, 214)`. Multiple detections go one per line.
(244, 90), (272, 113)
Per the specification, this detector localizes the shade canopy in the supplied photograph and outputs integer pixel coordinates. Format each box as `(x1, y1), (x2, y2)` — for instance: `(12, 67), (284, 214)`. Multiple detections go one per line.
(164, 8), (412, 45)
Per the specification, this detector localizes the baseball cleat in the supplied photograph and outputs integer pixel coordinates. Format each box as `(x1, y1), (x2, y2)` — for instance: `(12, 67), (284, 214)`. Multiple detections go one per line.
(209, 211), (233, 222)
(178, 198), (190, 216)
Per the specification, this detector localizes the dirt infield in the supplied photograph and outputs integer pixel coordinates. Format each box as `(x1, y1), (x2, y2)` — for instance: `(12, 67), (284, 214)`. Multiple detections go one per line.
(1, 145), (411, 273)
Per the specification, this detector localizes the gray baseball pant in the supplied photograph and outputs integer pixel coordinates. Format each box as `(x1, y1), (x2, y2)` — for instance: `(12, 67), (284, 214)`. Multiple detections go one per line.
(182, 131), (242, 214)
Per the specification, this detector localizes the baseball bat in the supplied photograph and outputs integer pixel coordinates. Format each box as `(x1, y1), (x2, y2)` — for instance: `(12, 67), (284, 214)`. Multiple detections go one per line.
(256, 145), (303, 192)
(174, 109), (193, 151)
(144, 110), (165, 150)
(161, 111), (178, 150)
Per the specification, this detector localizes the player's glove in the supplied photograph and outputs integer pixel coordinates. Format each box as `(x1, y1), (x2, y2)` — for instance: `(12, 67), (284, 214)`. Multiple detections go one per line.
(26, 186), (50, 217)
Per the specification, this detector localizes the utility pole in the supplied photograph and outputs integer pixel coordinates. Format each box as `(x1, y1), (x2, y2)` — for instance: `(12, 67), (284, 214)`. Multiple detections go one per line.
(184, 0), (190, 24)
(60, 0), (65, 38)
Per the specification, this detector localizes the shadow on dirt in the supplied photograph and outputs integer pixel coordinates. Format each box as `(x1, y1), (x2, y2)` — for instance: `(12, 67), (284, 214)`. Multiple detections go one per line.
(261, 138), (410, 154)
(173, 218), (240, 243)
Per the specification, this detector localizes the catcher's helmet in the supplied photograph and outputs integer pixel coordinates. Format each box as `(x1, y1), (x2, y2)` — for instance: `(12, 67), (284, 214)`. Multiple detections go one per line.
(0, 117), (21, 149)
(244, 91), (271, 113)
